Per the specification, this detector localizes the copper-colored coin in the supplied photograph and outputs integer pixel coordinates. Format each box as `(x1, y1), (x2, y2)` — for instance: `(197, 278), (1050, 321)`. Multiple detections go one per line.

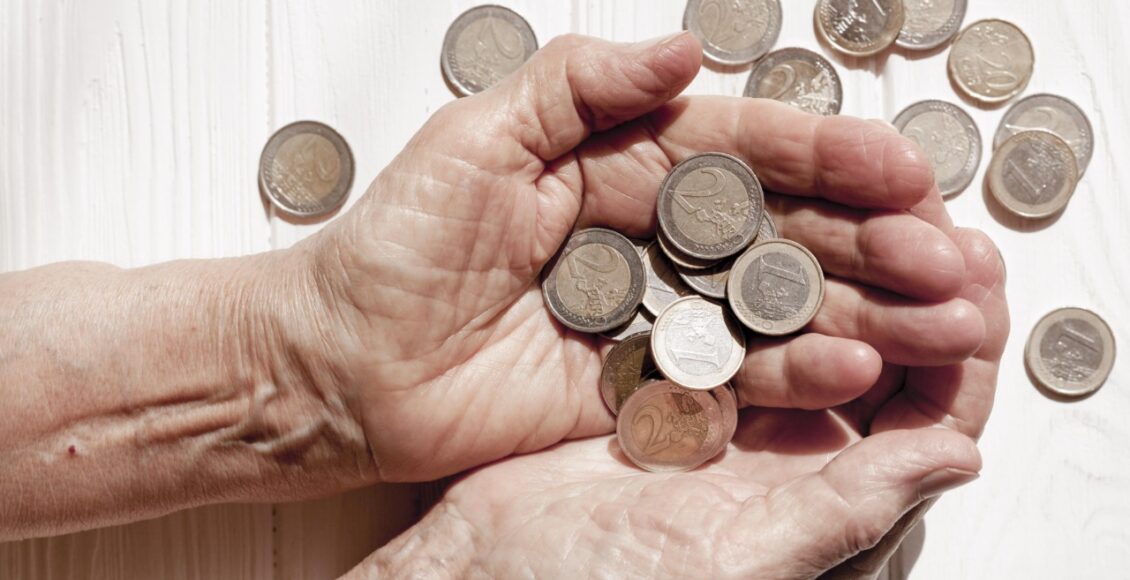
(440, 5), (538, 97)
(657, 227), (721, 271)
(987, 131), (1078, 219)
(657, 153), (764, 261)
(616, 380), (727, 472)
(651, 296), (746, 390)
(600, 332), (656, 415)
(259, 121), (355, 217)
(642, 241), (695, 317)
(744, 48), (843, 116)
(684, 0), (782, 66)
(1025, 308), (1115, 398)
(727, 239), (825, 335)
(542, 228), (646, 333)
(815, 0), (905, 57)
(947, 19), (1033, 104)
(601, 309), (654, 342)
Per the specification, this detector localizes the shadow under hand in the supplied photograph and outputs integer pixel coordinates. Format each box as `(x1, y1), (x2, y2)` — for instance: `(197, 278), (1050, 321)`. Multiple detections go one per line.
(731, 407), (854, 456)
(881, 518), (926, 580)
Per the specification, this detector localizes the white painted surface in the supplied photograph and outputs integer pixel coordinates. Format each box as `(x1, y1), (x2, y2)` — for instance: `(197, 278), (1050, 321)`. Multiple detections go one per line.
(1, 1), (1126, 578)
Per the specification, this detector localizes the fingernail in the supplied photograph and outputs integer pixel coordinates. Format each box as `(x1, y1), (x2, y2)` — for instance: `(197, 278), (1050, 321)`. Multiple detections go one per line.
(918, 467), (980, 499)
(632, 31), (690, 51)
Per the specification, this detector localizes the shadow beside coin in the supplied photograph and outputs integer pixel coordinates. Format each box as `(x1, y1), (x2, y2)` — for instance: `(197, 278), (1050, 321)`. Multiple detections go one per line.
(888, 42), (951, 62)
(1024, 359), (1102, 403)
(981, 177), (1066, 232)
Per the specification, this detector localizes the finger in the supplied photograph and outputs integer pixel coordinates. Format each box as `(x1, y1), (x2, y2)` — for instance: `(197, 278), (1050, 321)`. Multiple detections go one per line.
(823, 499), (934, 579)
(494, 32), (702, 163)
(811, 279), (986, 367)
(869, 228), (1009, 439)
(735, 429), (980, 577)
(733, 334), (881, 410)
(769, 196), (966, 301)
(650, 97), (935, 209)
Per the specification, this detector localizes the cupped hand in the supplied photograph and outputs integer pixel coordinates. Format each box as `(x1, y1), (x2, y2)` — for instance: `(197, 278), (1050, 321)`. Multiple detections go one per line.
(298, 32), (1005, 492)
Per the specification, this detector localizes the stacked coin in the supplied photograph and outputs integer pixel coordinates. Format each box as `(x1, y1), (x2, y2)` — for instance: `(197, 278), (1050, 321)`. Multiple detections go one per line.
(543, 152), (825, 472)
(814, 0), (966, 57)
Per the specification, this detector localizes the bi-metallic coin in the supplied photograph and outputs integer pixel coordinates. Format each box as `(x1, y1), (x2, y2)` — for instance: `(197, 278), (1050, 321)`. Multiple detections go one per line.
(642, 241), (695, 317)
(987, 131), (1078, 219)
(683, 0), (782, 66)
(727, 239), (825, 335)
(259, 121), (355, 218)
(600, 331), (656, 415)
(657, 153), (765, 261)
(896, 0), (966, 51)
(651, 296), (746, 390)
(815, 0), (905, 57)
(947, 19), (1033, 104)
(744, 48), (843, 116)
(1025, 308), (1115, 398)
(616, 380), (727, 472)
(440, 5), (538, 97)
(893, 100), (982, 197)
(542, 228), (646, 333)
(994, 94), (1094, 177)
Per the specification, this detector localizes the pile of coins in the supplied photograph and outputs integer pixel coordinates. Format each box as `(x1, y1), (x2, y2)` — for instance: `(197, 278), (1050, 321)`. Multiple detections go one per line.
(542, 153), (825, 472)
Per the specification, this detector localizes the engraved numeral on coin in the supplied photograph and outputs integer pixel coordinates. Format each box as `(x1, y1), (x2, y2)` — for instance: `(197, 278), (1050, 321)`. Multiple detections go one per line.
(764, 63), (798, 100)
(1002, 157), (1046, 203)
(960, 54), (1019, 91)
(1005, 107), (1084, 150)
(475, 18), (523, 62)
(634, 404), (682, 456)
(699, 0), (768, 46)
(759, 256), (806, 287)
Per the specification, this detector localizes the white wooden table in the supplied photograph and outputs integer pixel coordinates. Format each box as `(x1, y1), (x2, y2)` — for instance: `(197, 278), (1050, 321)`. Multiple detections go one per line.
(2, 1), (1127, 578)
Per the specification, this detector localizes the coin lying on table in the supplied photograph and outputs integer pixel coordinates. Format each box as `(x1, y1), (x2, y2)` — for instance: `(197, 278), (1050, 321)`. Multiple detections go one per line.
(815, 0), (905, 57)
(601, 309), (654, 342)
(1025, 308), (1115, 398)
(987, 131), (1078, 219)
(616, 380), (727, 472)
(259, 121), (355, 218)
(542, 228), (646, 333)
(642, 241), (695, 317)
(658, 153), (764, 261)
(947, 19), (1033, 104)
(727, 239), (825, 335)
(744, 48), (843, 116)
(600, 332), (656, 415)
(897, 0), (966, 51)
(995, 93), (1095, 177)
(441, 5), (538, 97)
(684, 0), (782, 66)
(893, 100), (982, 197)
(651, 296), (746, 390)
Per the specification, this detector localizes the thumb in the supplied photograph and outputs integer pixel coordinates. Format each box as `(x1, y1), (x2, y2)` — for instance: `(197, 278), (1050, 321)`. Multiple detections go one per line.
(739, 429), (980, 577)
(489, 31), (702, 162)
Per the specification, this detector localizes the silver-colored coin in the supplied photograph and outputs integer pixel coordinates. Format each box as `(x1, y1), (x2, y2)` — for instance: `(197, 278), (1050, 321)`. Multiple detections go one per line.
(676, 257), (733, 300)
(1025, 308), (1115, 398)
(642, 241), (695, 317)
(601, 309), (655, 342)
(684, 0), (782, 66)
(896, 0), (966, 51)
(994, 94), (1094, 177)
(815, 0), (905, 57)
(758, 210), (778, 239)
(651, 296), (746, 390)
(658, 153), (765, 261)
(258, 121), (355, 217)
(947, 19), (1033, 104)
(987, 131), (1078, 219)
(657, 227), (721, 270)
(542, 228), (646, 333)
(744, 48), (843, 116)
(440, 5), (538, 97)
(616, 380), (727, 472)
(600, 331), (656, 415)
(893, 100), (982, 197)
(727, 239), (825, 335)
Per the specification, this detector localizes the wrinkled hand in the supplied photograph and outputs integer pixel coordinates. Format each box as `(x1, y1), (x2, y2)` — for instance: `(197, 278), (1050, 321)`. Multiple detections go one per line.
(301, 30), (1007, 533)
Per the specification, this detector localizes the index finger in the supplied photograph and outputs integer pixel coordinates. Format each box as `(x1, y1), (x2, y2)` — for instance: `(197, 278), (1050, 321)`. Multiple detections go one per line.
(648, 96), (935, 209)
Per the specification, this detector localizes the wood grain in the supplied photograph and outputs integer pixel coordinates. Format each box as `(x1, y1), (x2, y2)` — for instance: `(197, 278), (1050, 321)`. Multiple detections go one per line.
(2, 0), (1127, 578)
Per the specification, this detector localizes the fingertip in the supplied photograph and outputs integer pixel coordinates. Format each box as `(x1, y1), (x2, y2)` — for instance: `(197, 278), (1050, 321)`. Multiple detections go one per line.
(883, 135), (935, 208)
(938, 298), (987, 361)
(629, 31), (702, 103)
(920, 235), (968, 300)
(836, 340), (884, 391)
